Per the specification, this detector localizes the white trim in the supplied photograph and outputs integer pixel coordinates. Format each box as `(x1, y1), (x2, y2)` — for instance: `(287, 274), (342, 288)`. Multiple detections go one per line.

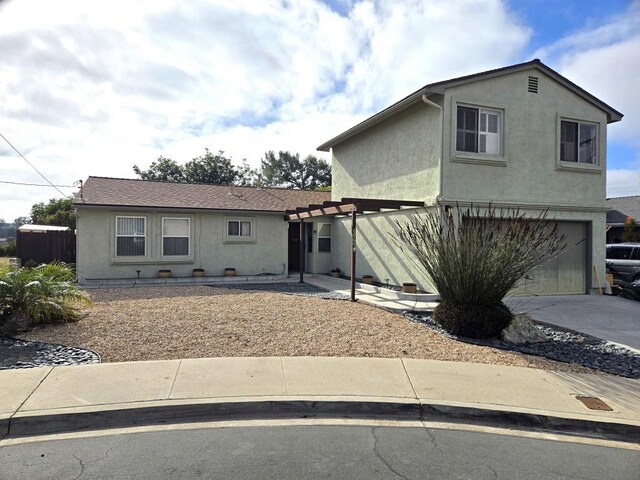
(317, 222), (332, 253)
(452, 101), (506, 166)
(115, 215), (146, 257)
(161, 217), (191, 257)
(556, 114), (603, 173)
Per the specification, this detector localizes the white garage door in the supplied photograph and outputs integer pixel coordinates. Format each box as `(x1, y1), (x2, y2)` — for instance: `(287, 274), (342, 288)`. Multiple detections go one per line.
(514, 222), (587, 295)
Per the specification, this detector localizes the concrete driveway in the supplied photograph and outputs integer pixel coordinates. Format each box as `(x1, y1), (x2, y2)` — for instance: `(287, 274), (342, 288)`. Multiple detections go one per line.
(509, 295), (640, 351)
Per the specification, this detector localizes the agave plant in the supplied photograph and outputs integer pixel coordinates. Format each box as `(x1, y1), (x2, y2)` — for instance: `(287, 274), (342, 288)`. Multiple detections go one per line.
(392, 205), (566, 338)
(0, 262), (92, 332)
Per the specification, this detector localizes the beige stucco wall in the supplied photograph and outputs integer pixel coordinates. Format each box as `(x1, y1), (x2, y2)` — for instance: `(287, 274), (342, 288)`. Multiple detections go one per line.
(441, 68), (608, 208)
(304, 220), (333, 274)
(331, 101), (441, 202)
(331, 208), (437, 292)
(76, 208), (288, 282)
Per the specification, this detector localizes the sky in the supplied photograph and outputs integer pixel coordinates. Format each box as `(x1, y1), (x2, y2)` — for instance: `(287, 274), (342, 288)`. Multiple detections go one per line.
(0, 0), (639, 222)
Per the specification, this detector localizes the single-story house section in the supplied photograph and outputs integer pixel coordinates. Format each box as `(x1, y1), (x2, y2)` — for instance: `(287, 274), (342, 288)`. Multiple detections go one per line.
(73, 177), (329, 284)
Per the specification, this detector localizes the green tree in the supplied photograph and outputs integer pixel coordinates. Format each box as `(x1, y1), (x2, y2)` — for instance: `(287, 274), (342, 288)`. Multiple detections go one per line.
(133, 156), (185, 182)
(13, 217), (29, 228)
(260, 151), (331, 189)
(183, 149), (238, 184)
(622, 216), (640, 242)
(30, 198), (76, 229)
(236, 159), (259, 186)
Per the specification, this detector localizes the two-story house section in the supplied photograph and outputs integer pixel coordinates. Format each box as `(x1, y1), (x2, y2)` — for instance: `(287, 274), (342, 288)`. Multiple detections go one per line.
(317, 59), (623, 295)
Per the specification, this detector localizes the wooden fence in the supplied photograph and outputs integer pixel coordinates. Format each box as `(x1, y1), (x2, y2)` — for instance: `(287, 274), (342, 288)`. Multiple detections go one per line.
(16, 230), (76, 265)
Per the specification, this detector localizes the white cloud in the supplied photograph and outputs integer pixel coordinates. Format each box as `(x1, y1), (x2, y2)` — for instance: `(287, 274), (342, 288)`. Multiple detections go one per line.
(1, 0), (530, 221)
(608, 169), (640, 198)
(535, 2), (640, 146)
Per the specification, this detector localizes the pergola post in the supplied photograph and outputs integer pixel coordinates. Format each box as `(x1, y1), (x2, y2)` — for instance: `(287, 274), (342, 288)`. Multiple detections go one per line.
(350, 212), (356, 301)
(299, 219), (304, 283)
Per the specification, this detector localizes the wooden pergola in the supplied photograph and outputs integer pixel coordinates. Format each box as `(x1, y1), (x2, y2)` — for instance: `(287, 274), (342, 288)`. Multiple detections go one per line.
(286, 198), (424, 301)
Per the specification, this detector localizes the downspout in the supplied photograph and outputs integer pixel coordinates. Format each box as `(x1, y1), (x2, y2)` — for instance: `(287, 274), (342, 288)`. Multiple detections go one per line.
(422, 93), (444, 207)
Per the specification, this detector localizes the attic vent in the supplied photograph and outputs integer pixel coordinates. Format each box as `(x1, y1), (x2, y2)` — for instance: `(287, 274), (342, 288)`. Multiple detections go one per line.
(528, 75), (539, 93)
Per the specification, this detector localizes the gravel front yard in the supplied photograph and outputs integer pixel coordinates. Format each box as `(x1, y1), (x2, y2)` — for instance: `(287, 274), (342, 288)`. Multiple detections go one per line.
(20, 285), (597, 374)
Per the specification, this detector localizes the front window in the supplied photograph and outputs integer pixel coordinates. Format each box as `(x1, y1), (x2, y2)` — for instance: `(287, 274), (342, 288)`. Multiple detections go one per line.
(456, 106), (502, 155)
(318, 223), (332, 252)
(561, 120), (597, 164)
(227, 220), (252, 237)
(116, 216), (145, 256)
(162, 218), (190, 256)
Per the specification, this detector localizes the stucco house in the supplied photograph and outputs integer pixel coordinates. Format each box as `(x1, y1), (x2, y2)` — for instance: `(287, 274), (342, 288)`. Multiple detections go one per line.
(307, 59), (622, 295)
(75, 59), (622, 296)
(73, 177), (329, 284)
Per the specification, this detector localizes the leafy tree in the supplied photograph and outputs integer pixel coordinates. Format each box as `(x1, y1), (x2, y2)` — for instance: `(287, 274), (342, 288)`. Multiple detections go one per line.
(392, 205), (566, 338)
(622, 216), (640, 242)
(13, 217), (29, 228)
(133, 156), (185, 182)
(30, 198), (75, 229)
(236, 159), (259, 187)
(260, 151), (331, 189)
(183, 149), (238, 184)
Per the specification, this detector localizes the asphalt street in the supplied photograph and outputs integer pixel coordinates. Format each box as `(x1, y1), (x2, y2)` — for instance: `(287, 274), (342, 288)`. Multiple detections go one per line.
(1, 424), (638, 480)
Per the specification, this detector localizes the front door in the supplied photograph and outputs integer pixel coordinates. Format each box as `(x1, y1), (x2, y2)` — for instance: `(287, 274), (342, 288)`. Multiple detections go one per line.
(288, 222), (303, 273)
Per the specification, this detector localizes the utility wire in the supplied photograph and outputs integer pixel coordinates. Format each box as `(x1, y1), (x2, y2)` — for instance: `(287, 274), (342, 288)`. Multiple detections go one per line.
(0, 179), (76, 188)
(0, 132), (68, 196)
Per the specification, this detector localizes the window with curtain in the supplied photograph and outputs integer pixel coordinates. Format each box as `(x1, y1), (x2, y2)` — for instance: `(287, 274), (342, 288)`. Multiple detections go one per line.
(456, 105), (502, 155)
(116, 217), (146, 256)
(227, 220), (252, 237)
(162, 218), (190, 256)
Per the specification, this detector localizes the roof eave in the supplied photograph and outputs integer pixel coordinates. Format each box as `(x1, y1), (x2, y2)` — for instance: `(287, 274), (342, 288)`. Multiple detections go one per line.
(316, 89), (428, 152)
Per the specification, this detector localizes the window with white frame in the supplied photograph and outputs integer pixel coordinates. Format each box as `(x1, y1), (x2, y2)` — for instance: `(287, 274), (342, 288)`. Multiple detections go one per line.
(162, 218), (190, 256)
(318, 223), (331, 252)
(456, 106), (502, 155)
(116, 216), (146, 256)
(560, 120), (597, 164)
(227, 219), (252, 238)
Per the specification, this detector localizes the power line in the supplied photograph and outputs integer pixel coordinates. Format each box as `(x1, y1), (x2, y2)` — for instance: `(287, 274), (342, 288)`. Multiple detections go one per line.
(0, 179), (76, 188)
(0, 132), (68, 196)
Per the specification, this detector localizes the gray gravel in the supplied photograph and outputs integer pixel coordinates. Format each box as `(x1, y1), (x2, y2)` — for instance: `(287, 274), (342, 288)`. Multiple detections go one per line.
(0, 337), (100, 370)
(216, 282), (351, 300)
(404, 312), (640, 378)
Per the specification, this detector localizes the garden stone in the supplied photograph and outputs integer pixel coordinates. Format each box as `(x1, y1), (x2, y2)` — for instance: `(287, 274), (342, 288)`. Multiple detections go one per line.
(501, 313), (548, 344)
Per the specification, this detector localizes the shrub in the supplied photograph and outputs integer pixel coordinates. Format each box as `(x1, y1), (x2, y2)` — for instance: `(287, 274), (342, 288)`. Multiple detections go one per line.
(0, 262), (92, 334)
(0, 240), (16, 257)
(392, 205), (565, 338)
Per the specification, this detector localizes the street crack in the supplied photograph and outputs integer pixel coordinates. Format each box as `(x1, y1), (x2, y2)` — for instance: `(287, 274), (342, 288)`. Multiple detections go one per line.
(371, 427), (410, 480)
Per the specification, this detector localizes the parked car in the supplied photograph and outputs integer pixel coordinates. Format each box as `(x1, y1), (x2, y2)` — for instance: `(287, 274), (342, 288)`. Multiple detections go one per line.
(606, 243), (640, 286)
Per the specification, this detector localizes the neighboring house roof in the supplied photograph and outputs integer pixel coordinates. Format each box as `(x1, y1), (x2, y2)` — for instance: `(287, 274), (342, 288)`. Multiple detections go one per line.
(607, 208), (632, 226)
(318, 59), (623, 152)
(73, 176), (331, 213)
(607, 195), (640, 222)
(18, 225), (70, 232)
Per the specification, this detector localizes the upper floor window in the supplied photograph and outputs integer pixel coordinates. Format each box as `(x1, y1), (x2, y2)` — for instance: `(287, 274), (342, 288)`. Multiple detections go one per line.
(456, 106), (502, 155)
(560, 120), (597, 164)
(116, 216), (145, 256)
(162, 218), (190, 256)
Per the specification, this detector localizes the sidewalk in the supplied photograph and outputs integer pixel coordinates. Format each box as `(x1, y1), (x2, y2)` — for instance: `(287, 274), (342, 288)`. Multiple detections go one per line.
(1, 357), (639, 442)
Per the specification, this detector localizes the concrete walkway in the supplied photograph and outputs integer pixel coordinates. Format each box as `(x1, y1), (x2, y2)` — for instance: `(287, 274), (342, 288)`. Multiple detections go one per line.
(1, 358), (639, 442)
(512, 295), (640, 351)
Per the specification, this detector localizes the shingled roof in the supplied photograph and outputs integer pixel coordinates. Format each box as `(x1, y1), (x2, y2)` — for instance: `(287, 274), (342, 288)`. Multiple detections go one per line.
(73, 177), (331, 213)
(607, 195), (640, 223)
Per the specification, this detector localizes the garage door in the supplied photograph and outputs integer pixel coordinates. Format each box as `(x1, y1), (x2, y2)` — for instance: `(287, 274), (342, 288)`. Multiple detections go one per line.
(514, 222), (587, 295)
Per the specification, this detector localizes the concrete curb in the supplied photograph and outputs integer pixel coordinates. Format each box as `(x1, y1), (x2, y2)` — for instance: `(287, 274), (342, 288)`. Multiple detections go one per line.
(4, 399), (639, 443)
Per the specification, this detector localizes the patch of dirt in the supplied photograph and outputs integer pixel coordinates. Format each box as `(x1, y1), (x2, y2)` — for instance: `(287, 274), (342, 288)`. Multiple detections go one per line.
(20, 285), (597, 374)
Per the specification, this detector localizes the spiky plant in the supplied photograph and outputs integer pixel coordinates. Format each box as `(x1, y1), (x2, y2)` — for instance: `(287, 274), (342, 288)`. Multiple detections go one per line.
(0, 262), (92, 332)
(392, 205), (566, 338)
